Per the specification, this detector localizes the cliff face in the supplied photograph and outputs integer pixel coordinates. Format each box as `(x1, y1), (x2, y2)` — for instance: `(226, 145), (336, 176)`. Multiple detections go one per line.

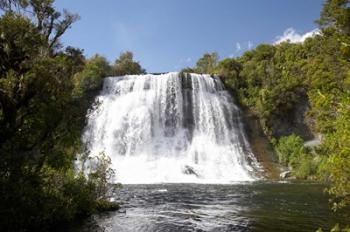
(239, 99), (315, 179)
(223, 82), (316, 179)
(241, 108), (280, 179)
(268, 93), (314, 141)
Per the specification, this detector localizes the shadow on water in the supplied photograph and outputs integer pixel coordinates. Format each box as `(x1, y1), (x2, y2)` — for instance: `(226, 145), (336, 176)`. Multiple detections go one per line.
(72, 181), (349, 232)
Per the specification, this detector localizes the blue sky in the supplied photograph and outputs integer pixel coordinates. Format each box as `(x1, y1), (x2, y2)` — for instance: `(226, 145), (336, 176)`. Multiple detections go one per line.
(55, 0), (324, 72)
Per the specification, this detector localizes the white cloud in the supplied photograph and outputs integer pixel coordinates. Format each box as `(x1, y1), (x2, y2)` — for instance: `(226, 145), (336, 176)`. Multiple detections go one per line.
(274, 28), (320, 45)
(236, 42), (241, 52)
(248, 41), (254, 49)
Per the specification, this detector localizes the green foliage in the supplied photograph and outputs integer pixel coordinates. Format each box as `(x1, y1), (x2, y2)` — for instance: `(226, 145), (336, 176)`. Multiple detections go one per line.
(195, 52), (218, 74)
(113, 51), (146, 76)
(73, 54), (112, 97)
(0, 12), (45, 76)
(180, 67), (195, 74)
(63, 46), (86, 75)
(293, 155), (318, 179)
(216, 58), (242, 89)
(230, 43), (306, 136)
(0, 0), (79, 53)
(318, 0), (350, 36)
(276, 134), (305, 166)
(276, 135), (320, 179)
(330, 224), (350, 232)
(323, 93), (350, 211)
(96, 199), (120, 212)
(88, 152), (116, 200)
(0, 2), (123, 230)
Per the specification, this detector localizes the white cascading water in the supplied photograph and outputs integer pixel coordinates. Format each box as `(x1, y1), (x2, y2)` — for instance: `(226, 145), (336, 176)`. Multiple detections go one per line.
(83, 72), (260, 184)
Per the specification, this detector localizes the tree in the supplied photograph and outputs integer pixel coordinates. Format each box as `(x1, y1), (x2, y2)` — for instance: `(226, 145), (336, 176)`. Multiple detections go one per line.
(216, 58), (242, 88)
(0, 0), (80, 53)
(195, 52), (218, 74)
(0, 12), (45, 76)
(276, 134), (306, 166)
(0, 0), (28, 12)
(113, 51), (145, 76)
(0, 13), (47, 143)
(323, 93), (350, 210)
(318, 0), (350, 61)
(73, 54), (112, 97)
(180, 67), (195, 73)
(0, 2), (119, 230)
(63, 46), (86, 75)
(276, 134), (319, 179)
(318, 0), (350, 35)
(88, 152), (116, 200)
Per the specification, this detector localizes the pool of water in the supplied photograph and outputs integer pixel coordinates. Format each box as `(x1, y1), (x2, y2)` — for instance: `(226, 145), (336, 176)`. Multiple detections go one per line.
(78, 182), (349, 232)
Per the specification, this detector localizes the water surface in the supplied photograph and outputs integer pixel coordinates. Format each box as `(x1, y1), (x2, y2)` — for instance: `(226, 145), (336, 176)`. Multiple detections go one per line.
(79, 182), (349, 232)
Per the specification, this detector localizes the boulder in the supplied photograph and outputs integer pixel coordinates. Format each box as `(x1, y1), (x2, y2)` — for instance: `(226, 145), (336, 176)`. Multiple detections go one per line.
(182, 165), (199, 177)
(280, 170), (292, 179)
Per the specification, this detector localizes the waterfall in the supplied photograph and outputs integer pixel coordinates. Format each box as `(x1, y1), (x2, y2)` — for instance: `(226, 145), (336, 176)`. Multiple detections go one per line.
(83, 72), (261, 184)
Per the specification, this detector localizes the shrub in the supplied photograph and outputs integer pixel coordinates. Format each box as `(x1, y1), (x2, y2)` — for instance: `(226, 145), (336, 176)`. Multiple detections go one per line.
(276, 134), (305, 166)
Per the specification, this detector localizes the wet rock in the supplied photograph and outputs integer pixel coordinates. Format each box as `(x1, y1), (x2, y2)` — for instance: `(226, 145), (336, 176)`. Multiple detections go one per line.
(118, 209), (126, 214)
(183, 165), (199, 177)
(280, 170), (292, 179)
(304, 134), (323, 148)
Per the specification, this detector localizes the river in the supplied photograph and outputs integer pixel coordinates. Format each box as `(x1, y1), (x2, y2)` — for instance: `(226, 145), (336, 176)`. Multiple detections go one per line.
(76, 182), (349, 232)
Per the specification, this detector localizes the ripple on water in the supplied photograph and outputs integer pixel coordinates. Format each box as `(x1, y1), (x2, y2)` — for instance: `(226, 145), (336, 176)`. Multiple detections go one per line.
(79, 183), (350, 232)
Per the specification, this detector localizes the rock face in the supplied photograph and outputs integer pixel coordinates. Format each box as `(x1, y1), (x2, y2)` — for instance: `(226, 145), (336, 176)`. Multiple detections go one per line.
(182, 165), (200, 177)
(269, 92), (314, 141)
(239, 109), (281, 179)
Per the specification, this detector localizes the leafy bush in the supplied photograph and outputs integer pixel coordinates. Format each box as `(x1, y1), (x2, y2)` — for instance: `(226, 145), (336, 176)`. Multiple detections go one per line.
(276, 134), (321, 179)
(73, 55), (112, 97)
(322, 93), (350, 210)
(216, 58), (242, 89)
(195, 52), (218, 74)
(276, 134), (305, 166)
(113, 51), (146, 76)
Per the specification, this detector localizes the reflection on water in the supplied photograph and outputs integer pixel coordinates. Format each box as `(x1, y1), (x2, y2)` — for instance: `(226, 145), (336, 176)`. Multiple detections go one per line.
(78, 182), (350, 232)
